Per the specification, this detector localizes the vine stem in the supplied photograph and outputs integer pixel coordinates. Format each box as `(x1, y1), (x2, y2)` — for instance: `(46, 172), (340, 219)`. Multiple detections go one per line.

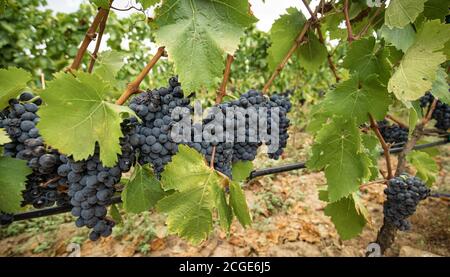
(88, 6), (111, 73)
(369, 113), (393, 179)
(68, 7), (110, 71)
(115, 46), (165, 105)
(355, 2), (385, 39)
(375, 98), (438, 255)
(211, 54), (234, 169)
(343, 0), (355, 42)
(385, 114), (408, 129)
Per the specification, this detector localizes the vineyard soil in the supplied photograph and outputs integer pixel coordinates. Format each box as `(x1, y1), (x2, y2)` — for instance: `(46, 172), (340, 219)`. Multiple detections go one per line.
(1, 132), (448, 257)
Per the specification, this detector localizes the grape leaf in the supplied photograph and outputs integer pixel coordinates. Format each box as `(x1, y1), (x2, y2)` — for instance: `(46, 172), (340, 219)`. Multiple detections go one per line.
(0, 156), (32, 213)
(109, 204), (122, 225)
(385, 0), (426, 28)
(37, 72), (136, 167)
(380, 24), (416, 53)
(323, 192), (368, 240)
(310, 75), (392, 126)
(232, 160), (253, 182)
(154, 0), (256, 93)
(424, 0), (449, 21)
(137, 0), (161, 9)
(93, 50), (125, 85)
(157, 145), (231, 244)
(406, 150), (438, 187)
(229, 181), (251, 227)
(90, 0), (109, 9)
(297, 31), (328, 72)
(122, 164), (167, 213)
(308, 118), (371, 202)
(361, 133), (380, 181)
(0, 67), (32, 110)
(430, 67), (450, 105)
(268, 7), (307, 71)
(343, 37), (391, 83)
(0, 128), (11, 145)
(388, 20), (450, 101)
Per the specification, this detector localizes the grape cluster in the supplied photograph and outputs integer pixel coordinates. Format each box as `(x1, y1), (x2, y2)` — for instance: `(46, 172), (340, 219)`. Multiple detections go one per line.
(128, 76), (191, 176)
(61, 120), (136, 241)
(0, 92), (69, 208)
(420, 92), (450, 131)
(383, 174), (430, 231)
(377, 120), (409, 144)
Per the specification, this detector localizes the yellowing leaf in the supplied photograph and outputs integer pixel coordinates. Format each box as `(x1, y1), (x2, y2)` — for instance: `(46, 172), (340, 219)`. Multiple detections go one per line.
(0, 128), (11, 145)
(37, 72), (136, 167)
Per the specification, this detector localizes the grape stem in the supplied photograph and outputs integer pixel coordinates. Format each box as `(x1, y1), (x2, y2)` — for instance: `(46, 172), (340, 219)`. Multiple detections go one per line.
(343, 0), (355, 42)
(115, 46), (166, 105)
(369, 113), (393, 180)
(67, 4), (112, 71)
(88, 6), (111, 73)
(385, 114), (408, 129)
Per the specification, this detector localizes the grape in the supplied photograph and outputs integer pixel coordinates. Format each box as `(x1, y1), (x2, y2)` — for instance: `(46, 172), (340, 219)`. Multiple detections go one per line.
(420, 91), (450, 131)
(0, 92), (69, 208)
(383, 174), (430, 231)
(377, 120), (409, 144)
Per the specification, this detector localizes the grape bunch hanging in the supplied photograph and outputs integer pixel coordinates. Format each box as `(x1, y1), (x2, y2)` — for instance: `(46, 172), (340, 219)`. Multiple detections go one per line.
(420, 92), (450, 131)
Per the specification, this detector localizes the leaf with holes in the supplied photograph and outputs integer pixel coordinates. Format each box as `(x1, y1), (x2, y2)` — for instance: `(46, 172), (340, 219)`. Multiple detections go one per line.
(154, 0), (256, 93)
(388, 20), (450, 102)
(0, 156), (32, 213)
(0, 67), (32, 110)
(37, 72), (136, 167)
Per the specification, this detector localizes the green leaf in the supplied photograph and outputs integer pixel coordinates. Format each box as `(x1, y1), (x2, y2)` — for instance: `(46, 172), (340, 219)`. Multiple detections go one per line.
(408, 105), (421, 135)
(93, 50), (125, 85)
(0, 156), (32, 213)
(137, 0), (161, 9)
(122, 164), (166, 214)
(380, 24), (416, 53)
(268, 7), (307, 71)
(154, 0), (256, 93)
(0, 128), (11, 145)
(37, 72), (136, 167)
(324, 193), (368, 240)
(232, 160), (253, 182)
(110, 204), (123, 225)
(0, 67), (32, 110)
(90, 0), (109, 9)
(297, 31), (328, 72)
(343, 37), (391, 83)
(362, 133), (380, 181)
(406, 150), (439, 186)
(388, 20), (450, 102)
(229, 181), (251, 227)
(307, 118), (371, 202)
(430, 67), (450, 105)
(385, 0), (427, 28)
(310, 75), (392, 126)
(423, 0), (449, 21)
(157, 145), (230, 244)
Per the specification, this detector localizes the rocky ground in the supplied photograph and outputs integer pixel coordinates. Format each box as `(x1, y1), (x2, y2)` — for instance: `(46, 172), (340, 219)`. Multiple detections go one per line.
(1, 131), (448, 257)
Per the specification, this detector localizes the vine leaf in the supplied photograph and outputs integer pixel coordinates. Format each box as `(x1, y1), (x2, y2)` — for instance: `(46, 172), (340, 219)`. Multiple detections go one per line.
(320, 191), (368, 240)
(137, 0), (161, 9)
(380, 24), (416, 53)
(229, 181), (251, 227)
(361, 133), (380, 181)
(388, 20), (450, 102)
(93, 50), (125, 85)
(297, 31), (328, 72)
(37, 72), (136, 167)
(109, 204), (123, 225)
(232, 160), (253, 182)
(267, 7), (306, 71)
(423, 0), (449, 21)
(310, 75), (391, 126)
(0, 156), (32, 213)
(385, 0), (426, 28)
(308, 118), (372, 202)
(406, 151), (438, 187)
(430, 68), (450, 105)
(154, 0), (256, 93)
(122, 164), (167, 214)
(157, 145), (232, 244)
(0, 67), (32, 110)
(0, 128), (11, 145)
(343, 37), (391, 84)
